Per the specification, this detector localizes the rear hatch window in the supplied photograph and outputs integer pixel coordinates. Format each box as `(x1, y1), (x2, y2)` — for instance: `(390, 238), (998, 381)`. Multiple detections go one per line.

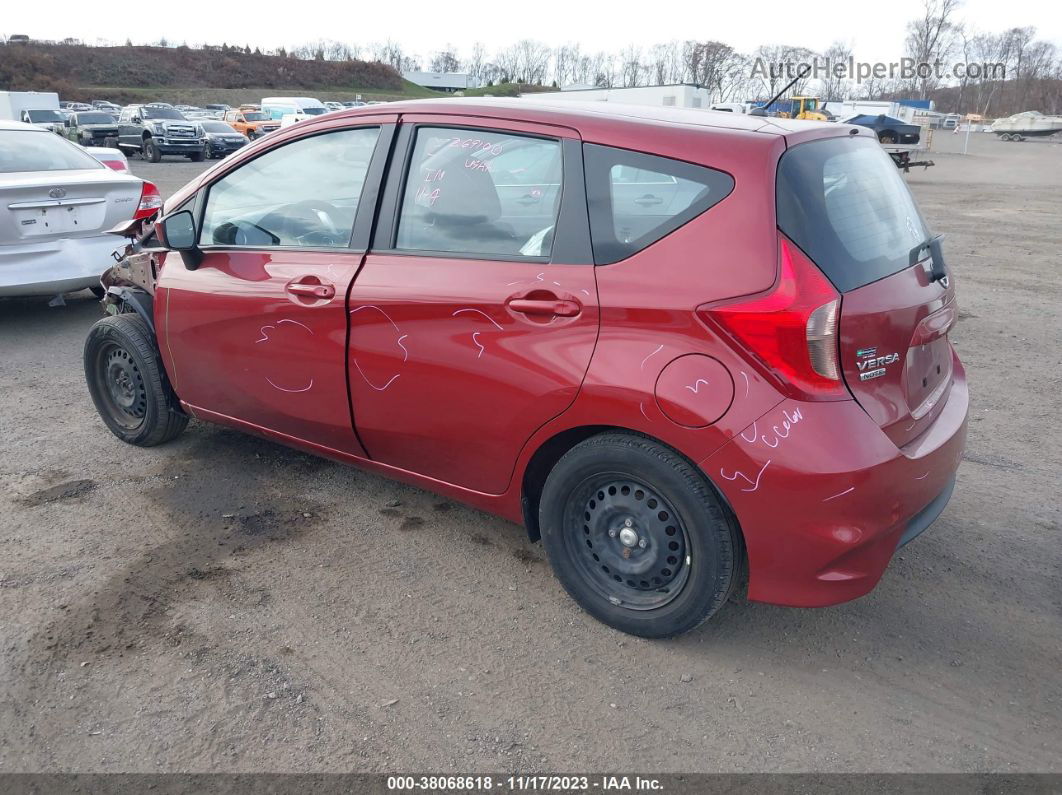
(777, 136), (927, 292)
(777, 135), (957, 447)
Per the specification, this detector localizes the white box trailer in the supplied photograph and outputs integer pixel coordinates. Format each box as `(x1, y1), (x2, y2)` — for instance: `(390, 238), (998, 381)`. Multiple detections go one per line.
(0, 91), (64, 133)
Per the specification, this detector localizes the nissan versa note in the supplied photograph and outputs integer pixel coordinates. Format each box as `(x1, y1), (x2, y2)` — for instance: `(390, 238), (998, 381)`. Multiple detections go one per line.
(83, 99), (968, 638)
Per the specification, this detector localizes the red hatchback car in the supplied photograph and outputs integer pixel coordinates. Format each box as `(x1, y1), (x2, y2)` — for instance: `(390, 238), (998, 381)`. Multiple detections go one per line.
(84, 99), (968, 637)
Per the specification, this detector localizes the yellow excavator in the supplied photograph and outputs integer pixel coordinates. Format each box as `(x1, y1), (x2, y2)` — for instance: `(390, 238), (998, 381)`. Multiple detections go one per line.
(775, 96), (829, 121)
(749, 67), (830, 121)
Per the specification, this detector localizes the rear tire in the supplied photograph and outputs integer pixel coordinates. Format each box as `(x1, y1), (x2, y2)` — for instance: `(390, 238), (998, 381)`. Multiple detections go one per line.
(539, 432), (739, 638)
(143, 138), (162, 163)
(84, 314), (188, 446)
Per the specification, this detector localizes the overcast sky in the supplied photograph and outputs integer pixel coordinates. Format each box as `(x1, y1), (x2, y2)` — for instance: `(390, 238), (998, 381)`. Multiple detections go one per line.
(4, 0), (1060, 65)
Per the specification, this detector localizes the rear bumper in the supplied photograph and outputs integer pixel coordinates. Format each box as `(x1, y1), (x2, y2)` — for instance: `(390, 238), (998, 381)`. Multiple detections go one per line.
(0, 233), (121, 296)
(704, 351), (968, 607)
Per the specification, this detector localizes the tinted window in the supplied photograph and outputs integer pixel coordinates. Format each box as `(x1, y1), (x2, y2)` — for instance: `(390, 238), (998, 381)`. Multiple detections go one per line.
(776, 136), (928, 292)
(395, 128), (563, 258)
(583, 144), (734, 265)
(142, 107), (185, 120)
(200, 127), (380, 248)
(202, 121), (236, 133)
(76, 113), (115, 124)
(0, 130), (103, 173)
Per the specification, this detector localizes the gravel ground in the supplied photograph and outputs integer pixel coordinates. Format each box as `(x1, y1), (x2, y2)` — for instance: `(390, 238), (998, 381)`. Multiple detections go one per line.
(0, 132), (1059, 773)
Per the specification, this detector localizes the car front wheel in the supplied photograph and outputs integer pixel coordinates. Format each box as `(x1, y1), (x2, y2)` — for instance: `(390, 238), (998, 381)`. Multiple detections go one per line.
(84, 314), (188, 446)
(539, 432), (740, 638)
(143, 138), (162, 163)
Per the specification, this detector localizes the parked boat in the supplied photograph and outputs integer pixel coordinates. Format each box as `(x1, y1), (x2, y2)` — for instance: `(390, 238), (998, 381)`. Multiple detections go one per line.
(991, 111), (1062, 141)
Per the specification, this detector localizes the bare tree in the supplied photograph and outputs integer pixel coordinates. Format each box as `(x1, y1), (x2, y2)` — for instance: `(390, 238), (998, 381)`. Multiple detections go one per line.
(819, 41), (852, 101)
(620, 44), (644, 87)
(430, 47), (460, 74)
(904, 0), (962, 98)
(465, 42), (487, 82)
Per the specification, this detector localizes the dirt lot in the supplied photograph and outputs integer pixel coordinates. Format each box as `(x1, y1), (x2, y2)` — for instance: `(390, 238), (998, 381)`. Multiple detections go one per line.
(0, 132), (1059, 773)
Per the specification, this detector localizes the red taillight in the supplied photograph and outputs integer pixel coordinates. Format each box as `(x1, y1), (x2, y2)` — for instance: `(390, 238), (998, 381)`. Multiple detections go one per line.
(133, 180), (162, 220)
(100, 159), (128, 172)
(699, 234), (847, 401)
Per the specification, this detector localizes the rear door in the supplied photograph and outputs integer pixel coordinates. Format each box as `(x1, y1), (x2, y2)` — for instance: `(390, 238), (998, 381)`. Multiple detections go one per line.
(777, 134), (956, 446)
(347, 117), (598, 494)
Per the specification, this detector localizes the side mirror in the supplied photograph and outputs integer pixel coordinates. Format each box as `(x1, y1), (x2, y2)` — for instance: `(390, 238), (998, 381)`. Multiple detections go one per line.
(155, 210), (202, 268)
(132, 116), (142, 124)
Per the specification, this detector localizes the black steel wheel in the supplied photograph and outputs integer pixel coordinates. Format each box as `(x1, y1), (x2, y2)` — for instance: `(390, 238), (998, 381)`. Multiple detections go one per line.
(84, 314), (188, 446)
(540, 432), (741, 638)
(568, 477), (690, 610)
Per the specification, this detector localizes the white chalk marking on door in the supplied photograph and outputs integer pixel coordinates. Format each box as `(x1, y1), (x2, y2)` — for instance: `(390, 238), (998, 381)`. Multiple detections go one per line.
(265, 376), (313, 393)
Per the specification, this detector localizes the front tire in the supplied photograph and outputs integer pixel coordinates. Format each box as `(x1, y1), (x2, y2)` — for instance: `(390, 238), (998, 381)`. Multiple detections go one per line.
(189, 150), (205, 162)
(540, 433), (740, 638)
(84, 314), (188, 446)
(143, 138), (162, 163)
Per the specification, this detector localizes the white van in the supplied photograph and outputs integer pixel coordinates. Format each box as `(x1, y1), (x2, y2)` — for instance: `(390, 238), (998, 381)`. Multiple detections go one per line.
(260, 97), (328, 128)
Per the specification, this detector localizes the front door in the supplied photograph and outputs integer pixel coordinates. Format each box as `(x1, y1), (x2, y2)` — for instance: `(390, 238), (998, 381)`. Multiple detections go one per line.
(348, 119), (599, 494)
(158, 120), (393, 455)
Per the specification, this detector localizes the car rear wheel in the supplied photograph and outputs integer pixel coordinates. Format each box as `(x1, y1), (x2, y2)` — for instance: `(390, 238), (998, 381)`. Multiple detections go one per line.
(84, 314), (188, 446)
(539, 432), (740, 638)
(143, 138), (161, 163)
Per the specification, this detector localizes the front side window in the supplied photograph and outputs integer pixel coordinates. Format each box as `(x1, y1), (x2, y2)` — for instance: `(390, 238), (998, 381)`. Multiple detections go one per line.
(200, 127), (380, 248)
(395, 128), (563, 258)
(584, 144), (734, 265)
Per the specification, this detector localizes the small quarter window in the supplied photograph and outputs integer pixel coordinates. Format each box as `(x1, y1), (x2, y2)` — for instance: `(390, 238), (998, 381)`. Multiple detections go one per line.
(583, 144), (734, 265)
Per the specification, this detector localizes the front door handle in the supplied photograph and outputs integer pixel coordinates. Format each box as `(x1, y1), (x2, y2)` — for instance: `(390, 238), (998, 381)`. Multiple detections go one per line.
(508, 298), (581, 317)
(286, 281), (334, 299)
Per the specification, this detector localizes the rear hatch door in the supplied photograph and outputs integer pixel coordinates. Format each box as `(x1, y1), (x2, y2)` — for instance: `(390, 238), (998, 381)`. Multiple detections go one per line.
(777, 134), (957, 446)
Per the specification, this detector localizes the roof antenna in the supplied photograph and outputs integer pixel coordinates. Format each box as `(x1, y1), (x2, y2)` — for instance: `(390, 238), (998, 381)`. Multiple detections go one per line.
(750, 64), (812, 117)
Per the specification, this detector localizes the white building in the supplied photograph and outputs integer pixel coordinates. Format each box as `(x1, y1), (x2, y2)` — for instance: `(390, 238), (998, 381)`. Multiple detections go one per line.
(403, 71), (480, 92)
(530, 84), (715, 110)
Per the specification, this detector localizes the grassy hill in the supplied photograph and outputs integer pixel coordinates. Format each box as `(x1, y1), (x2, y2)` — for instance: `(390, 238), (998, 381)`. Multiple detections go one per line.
(0, 43), (439, 105)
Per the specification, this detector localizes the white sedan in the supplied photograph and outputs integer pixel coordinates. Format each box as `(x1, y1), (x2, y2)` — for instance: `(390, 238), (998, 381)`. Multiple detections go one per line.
(0, 121), (160, 298)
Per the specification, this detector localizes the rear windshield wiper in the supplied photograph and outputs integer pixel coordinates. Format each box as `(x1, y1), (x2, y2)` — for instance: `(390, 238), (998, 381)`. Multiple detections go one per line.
(909, 233), (948, 283)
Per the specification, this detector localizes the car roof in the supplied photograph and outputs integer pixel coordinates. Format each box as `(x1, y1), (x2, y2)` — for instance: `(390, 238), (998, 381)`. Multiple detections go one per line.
(323, 97), (839, 138)
(0, 119), (49, 132)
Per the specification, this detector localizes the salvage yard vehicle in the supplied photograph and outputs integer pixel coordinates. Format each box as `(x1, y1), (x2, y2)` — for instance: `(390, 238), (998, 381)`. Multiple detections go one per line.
(261, 96), (328, 127)
(0, 121), (160, 297)
(83, 99), (967, 638)
(844, 113), (921, 145)
(201, 120), (249, 159)
(116, 104), (206, 163)
(63, 110), (119, 147)
(223, 108), (280, 140)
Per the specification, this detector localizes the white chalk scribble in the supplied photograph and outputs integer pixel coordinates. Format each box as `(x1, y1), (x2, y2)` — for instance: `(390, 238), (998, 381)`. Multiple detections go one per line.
(739, 422), (758, 443)
(472, 332), (485, 358)
(276, 318), (313, 334)
(353, 360), (400, 391)
(685, 378), (709, 394)
(822, 486), (855, 502)
(740, 371), (750, 398)
(255, 325), (275, 344)
(350, 304), (401, 332)
(265, 376), (313, 393)
(452, 308), (503, 330)
(640, 344), (664, 371)
(639, 402), (651, 422)
(719, 459), (771, 493)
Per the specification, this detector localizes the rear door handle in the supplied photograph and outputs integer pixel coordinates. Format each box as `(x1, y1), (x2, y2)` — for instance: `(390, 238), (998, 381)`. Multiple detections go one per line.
(634, 194), (663, 207)
(286, 282), (334, 299)
(508, 298), (581, 317)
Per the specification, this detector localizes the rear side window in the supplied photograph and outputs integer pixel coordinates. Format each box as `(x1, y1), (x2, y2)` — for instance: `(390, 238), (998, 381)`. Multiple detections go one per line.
(395, 128), (563, 258)
(583, 144), (734, 265)
(777, 136), (929, 292)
